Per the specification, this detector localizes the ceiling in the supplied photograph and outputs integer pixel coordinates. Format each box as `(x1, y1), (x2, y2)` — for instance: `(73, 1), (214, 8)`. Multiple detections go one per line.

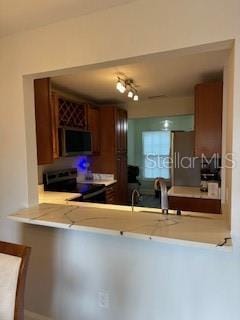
(0, 0), (135, 38)
(51, 48), (229, 104)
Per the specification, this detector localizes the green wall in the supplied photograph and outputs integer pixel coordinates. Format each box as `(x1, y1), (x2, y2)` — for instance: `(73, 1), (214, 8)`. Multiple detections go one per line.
(127, 114), (194, 192)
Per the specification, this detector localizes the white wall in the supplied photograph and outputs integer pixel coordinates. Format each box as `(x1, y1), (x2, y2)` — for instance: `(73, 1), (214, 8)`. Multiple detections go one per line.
(22, 224), (240, 320)
(230, 40), (240, 244)
(221, 48), (234, 222)
(127, 96), (194, 119)
(0, 0), (240, 319)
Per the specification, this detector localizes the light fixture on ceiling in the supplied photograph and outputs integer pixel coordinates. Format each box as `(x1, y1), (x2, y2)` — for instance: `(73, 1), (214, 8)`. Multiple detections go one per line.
(133, 94), (139, 101)
(160, 120), (173, 131)
(116, 78), (126, 93)
(116, 77), (139, 101)
(128, 90), (134, 98)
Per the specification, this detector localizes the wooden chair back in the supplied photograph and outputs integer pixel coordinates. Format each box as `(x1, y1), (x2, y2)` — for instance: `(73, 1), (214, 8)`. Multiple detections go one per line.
(0, 241), (31, 320)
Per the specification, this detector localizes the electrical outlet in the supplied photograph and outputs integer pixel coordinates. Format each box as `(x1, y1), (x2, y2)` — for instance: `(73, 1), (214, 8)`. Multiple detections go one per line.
(98, 291), (109, 309)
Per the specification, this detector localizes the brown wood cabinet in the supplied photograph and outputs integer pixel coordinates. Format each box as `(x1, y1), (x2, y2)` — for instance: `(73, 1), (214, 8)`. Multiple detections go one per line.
(58, 96), (87, 129)
(116, 108), (128, 153)
(35, 77), (91, 164)
(91, 106), (128, 205)
(87, 105), (100, 155)
(194, 81), (223, 157)
(169, 196), (221, 214)
(116, 154), (128, 204)
(34, 78), (55, 165)
(105, 183), (117, 204)
(51, 92), (60, 160)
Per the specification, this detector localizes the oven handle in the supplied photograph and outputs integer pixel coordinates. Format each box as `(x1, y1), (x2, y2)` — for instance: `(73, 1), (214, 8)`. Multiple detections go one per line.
(82, 187), (106, 200)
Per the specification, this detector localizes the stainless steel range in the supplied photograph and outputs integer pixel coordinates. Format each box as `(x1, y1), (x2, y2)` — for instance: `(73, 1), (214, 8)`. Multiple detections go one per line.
(43, 168), (106, 203)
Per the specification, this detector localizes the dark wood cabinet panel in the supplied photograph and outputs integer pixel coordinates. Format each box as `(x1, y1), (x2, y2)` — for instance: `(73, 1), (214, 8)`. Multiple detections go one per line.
(116, 108), (127, 153)
(87, 106), (100, 155)
(58, 97), (87, 129)
(34, 78), (90, 164)
(169, 196), (221, 214)
(105, 184), (117, 204)
(34, 78), (54, 165)
(91, 106), (128, 205)
(51, 92), (59, 160)
(195, 81), (223, 157)
(116, 154), (128, 205)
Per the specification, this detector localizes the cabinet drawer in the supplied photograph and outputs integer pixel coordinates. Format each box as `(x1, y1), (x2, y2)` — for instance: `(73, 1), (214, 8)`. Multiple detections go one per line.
(169, 196), (221, 214)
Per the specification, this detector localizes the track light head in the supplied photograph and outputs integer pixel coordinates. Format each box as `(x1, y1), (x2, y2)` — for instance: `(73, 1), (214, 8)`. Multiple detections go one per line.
(128, 90), (134, 98)
(116, 79), (126, 93)
(116, 77), (139, 100)
(133, 94), (139, 101)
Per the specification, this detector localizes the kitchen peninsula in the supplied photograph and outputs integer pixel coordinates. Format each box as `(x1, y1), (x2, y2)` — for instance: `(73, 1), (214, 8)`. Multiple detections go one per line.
(9, 194), (231, 250)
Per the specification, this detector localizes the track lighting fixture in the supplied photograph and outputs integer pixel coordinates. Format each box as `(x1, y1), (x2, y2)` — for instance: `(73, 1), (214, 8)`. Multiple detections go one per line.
(116, 77), (139, 101)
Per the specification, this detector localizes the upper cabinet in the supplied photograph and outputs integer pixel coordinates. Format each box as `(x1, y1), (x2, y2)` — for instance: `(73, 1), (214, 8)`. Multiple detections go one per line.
(34, 78), (100, 164)
(194, 81), (223, 158)
(87, 105), (100, 155)
(50, 92), (60, 160)
(34, 78), (56, 165)
(58, 96), (87, 129)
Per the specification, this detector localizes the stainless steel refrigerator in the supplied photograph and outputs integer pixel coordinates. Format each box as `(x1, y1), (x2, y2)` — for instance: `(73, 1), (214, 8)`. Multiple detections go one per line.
(170, 131), (201, 187)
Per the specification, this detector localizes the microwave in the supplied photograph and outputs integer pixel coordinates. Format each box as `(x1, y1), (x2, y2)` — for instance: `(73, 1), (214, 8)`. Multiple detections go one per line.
(61, 128), (92, 156)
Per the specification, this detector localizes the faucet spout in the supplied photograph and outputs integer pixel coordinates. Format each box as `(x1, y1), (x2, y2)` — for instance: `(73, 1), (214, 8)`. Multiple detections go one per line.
(155, 178), (169, 214)
(131, 189), (141, 214)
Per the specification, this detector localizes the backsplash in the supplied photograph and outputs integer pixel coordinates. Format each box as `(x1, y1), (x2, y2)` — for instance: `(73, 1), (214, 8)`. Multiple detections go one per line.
(38, 156), (89, 184)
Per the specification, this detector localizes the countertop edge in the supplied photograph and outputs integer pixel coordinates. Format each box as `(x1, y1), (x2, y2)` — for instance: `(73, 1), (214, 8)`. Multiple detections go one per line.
(8, 213), (232, 252)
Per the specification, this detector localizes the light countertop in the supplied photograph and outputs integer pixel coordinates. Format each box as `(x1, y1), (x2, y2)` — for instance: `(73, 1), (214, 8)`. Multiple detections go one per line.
(38, 179), (117, 204)
(76, 179), (117, 187)
(9, 201), (231, 250)
(38, 191), (81, 204)
(168, 186), (221, 200)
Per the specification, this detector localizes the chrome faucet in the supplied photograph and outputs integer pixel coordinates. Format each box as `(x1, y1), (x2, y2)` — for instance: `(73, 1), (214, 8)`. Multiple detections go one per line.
(155, 178), (169, 214)
(131, 189), (141, 214)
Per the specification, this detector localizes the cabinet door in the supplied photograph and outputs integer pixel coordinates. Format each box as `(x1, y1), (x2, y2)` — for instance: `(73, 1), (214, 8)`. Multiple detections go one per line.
(195, 81), (223, 157)
(87, 106), (100, 154)
(34, 78), (54, 165)
(116, 154), (128, 204)
(51, 93), (59, 160)
(58, 97), (87, 129)
(116, 108), (127, 153)
(169, 196), (221, 214)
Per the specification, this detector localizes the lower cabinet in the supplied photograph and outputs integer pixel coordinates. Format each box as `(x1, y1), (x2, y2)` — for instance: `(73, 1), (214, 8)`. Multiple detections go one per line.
(116, 154), (128, 205)
(168, 196), (221, 214)
(105, 184), (117, 204)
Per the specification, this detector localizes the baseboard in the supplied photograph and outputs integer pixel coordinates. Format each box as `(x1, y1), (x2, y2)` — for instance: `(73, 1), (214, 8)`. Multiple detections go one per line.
(25, 310), (53, 320)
